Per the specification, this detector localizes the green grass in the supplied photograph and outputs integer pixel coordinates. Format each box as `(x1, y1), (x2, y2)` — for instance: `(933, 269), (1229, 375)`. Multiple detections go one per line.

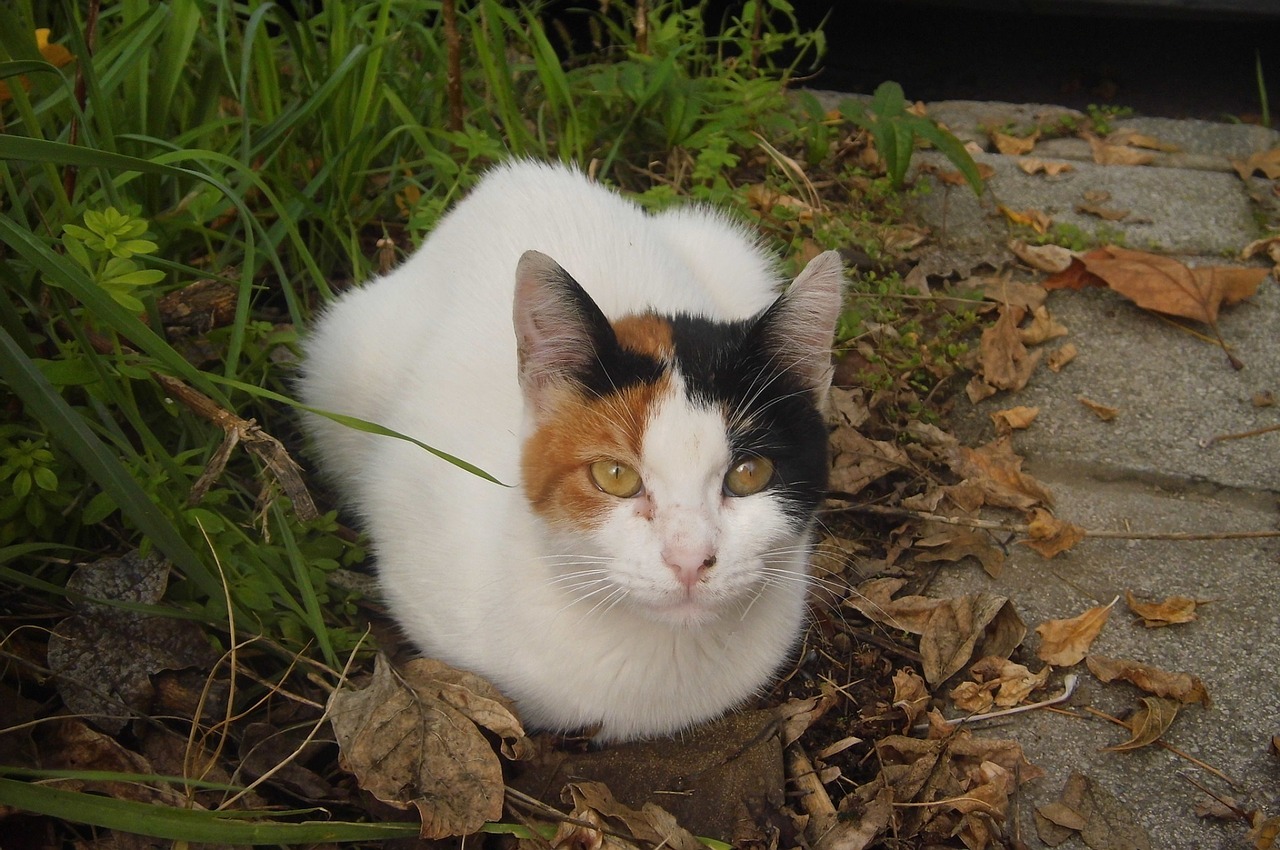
(0, 0), (971, 842)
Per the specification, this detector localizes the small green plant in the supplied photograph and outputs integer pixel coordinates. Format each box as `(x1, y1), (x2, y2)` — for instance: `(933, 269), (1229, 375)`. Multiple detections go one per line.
(60, 208), (166, 311)
(840, 82), (984, 196)
(1085, 103), (1134, 135)
(1031, 221), (1127, 251)
(834, 270), (983, 424)
(0, 428), (73, 546)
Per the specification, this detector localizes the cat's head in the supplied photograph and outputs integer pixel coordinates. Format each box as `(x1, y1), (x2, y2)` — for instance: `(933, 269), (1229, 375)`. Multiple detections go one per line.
(514, 250), (844, 627)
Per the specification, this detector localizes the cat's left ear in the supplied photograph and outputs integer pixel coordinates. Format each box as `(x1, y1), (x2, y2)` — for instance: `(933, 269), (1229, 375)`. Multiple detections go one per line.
(513, 250), (614, 414)
(760, 250), (845, 399)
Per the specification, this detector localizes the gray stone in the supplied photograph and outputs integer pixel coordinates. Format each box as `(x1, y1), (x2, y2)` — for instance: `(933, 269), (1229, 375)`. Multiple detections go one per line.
(886, 96), (1279, 849)
(950, 284), (1280, 494)
(928, 469), (1279, 850)
(1111, 117), (1280, 161)
(908, 150), (1264, 254)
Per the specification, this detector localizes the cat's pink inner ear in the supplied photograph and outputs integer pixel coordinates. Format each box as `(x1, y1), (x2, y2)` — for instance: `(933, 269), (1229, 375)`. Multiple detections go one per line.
(513, 250), (597, 408)
(773, 250), (845, 396)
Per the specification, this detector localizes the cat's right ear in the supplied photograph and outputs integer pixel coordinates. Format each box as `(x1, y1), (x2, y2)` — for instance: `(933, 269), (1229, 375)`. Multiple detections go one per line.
(514, 250), (611, 414)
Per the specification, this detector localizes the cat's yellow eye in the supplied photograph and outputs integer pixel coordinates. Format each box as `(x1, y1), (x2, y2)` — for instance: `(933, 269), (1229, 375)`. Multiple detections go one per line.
(724, 457), (774, 497)
(589, 460), (643, 498)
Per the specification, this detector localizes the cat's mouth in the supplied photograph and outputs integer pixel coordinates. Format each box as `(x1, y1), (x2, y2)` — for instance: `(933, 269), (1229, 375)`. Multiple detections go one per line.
(635, 581), (745, 627)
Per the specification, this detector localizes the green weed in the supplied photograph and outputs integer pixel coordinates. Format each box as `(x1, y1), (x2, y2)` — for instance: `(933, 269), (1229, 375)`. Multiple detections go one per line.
(841, 81), (985, 196)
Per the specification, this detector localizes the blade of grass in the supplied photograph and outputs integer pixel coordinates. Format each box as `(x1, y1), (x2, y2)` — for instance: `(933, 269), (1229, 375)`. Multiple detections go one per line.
(270, 501), (336, 668)
(0, 777), (421, 843)
(200, 374), (508, 486)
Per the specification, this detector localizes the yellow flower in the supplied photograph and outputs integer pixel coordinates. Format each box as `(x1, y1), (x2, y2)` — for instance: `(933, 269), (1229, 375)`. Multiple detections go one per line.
(1, 29), (76, 103)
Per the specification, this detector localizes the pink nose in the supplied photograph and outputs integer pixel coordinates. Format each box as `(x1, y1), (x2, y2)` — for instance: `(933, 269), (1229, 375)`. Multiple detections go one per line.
(662, 548), (717, 590)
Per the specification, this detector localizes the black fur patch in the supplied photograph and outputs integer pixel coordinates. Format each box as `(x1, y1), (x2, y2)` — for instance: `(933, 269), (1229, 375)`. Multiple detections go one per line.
(553, 269), (667, 396)
(668, 312), (829, 522)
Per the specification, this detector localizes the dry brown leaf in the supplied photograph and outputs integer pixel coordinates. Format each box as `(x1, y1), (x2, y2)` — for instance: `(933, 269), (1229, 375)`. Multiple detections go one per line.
(847, 582), (1027, 682)
(779, 694), (836, 746)
(1124, 589), (1198, 627)
(559, 781), (703, 850)
(971, 306), (1044, 398)
(1078, 395), (1120, 421)
(992, 130), (1039, 155)
(1021, 508), (1086, 558)
(1249, 814), (1280, 850)
(1240, 234), (1280, 279)
(1043, 257), (1106, 291)
(1108, 130), (1179, 152)
(952, 436), (1055, 511)
(970, 655), (1052, 707)
(47, 553), (218, 736)
(1019, 305), (1070, 345)
(913, 528), (1006, 578)
(877, 729), (1042, 781)
(328, 654), (525, 837)
(1035, 598), (1115, 667)
(827, 386), (870, 429)
(1009, 240), (1076, 273)
(1085, 655), (1212, 706)
(847, 577), (938, 634)
(1038, 800), (1089, 836)
(1018, 158), (1074, 176)
(1088, 135), (1157, 166)
(999, 204), (1053, 233)
(1103, 696), (1180, 752)
(1232, 148), (1280, 180)
(991, 405), (1039, 434)
(892, 668), (930, 730)
(38, 718), (190, 808)
(1075, 202), (1130, 221)
(919, 593), (1026, 685)
(1195, 796), (1244, 820)
(931, 160), (997, 187)
(1047, 343), (1079, 372)
(1077, 246), (1268, 344)
(949, 680), (996, 714)
(827, 426), (910, 495)
(814, 784), (894, 850)
(978, 273), (1050, 309)
(1036, 772), (1153, 850)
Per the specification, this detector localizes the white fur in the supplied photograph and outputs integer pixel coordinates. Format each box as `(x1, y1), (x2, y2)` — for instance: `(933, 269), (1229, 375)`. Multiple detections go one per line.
(300, 161), (831, 740)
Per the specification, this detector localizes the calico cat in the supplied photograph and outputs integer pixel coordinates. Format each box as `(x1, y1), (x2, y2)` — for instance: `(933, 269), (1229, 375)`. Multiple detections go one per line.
(300, 161), (844, 741)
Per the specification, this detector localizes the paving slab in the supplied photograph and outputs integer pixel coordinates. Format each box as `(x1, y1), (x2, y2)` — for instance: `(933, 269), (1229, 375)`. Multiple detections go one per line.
(894, 99), (1279, 847)
(928, 468), (1280, 849)
(950, 283), (1280, 494)
(909, 151), (1263, 255)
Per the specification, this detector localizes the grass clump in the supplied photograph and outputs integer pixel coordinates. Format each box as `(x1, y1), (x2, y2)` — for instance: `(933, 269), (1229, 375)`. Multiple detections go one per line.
(0, 0), (977, 841)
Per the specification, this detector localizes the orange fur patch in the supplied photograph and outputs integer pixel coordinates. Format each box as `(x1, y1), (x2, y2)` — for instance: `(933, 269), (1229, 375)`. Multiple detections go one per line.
(522, 373), (672, 529)
(611, 314), (674, 360)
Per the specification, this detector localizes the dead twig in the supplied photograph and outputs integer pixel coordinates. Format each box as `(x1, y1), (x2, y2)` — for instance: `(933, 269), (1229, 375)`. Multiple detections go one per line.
(153, 372), (318, 522)
(828, 502), (1280, 542)
(1081, 706), (1237, 786)
(1200, 422), (1280, 447)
